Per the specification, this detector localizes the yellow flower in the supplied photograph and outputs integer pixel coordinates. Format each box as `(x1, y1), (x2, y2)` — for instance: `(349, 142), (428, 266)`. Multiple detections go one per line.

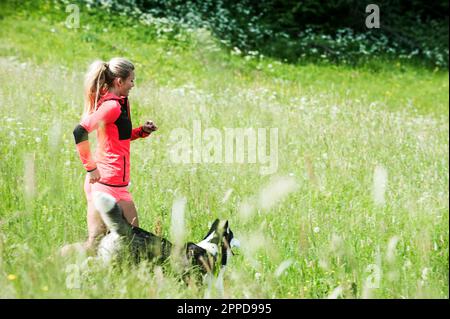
(41, 286), (49, 292)
(7, 274), (17, 281)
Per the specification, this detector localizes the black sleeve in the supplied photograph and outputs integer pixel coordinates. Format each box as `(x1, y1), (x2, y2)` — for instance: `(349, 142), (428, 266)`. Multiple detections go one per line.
(73, 124), (89, 144)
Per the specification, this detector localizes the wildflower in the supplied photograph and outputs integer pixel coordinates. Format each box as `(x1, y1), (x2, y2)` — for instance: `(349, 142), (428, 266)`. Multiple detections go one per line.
(328, 286), (343, 299)
(231, 47), (242, 56)
(386, 236), (399, 262)
(274, 259), (293, 277)
(7, 274), (17, 281)
(221, 189), (233, 203)
(259, 176), (298, 210)
(238, 200), (254, 220)
(404, 259), (412, 269)
(330, 234), (343, 254)
(313, 227), (320, 233)
(421, 268), (430, 281)
(24, 154), (35, 199)
(170, 196), (186, 247)
(373, 165), (388, 206)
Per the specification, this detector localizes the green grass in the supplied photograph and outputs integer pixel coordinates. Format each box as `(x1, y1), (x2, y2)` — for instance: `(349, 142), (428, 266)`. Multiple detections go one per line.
(0, 1), (448, 298)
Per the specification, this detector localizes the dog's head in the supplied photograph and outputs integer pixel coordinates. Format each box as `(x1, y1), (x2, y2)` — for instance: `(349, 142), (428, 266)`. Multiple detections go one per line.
(219, 220), (240, 267)
(188, 219), (240, 273)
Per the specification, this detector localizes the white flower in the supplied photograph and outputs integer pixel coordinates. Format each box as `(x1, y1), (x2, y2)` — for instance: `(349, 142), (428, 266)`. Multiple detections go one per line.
(35, 137), (41, 143)
(170, 196), (186, 247)
(274, 259), (293, 277)
(313, 227), (320, 233)
(259, 176), (298, 211)
(404, 259), (412, 269)
(221, 189), (233, 203)
(328, 286), (343, 299)
(373, 165), (388, 206)
(421, 267), (430, 281)
(386, 236), (400, 262)
(231, 47), (242, 56)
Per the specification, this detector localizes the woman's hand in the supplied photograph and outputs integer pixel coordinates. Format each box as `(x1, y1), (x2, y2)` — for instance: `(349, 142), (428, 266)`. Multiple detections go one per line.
(88, 168), (101, 184)
(143, 120), (158, 134)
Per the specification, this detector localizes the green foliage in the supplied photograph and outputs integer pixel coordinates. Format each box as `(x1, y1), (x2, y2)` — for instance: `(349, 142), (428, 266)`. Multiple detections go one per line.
(46, 0), (450, 68)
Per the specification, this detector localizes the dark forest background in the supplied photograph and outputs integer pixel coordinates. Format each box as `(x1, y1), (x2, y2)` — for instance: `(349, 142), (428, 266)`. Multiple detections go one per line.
(80, 0), (449, 68)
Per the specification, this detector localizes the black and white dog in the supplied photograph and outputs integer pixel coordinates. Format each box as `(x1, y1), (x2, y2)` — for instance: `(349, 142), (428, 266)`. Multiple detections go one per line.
(93, 192), (239, 274)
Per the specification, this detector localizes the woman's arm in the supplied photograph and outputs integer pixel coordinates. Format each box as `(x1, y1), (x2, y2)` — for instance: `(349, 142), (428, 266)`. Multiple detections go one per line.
(131, 120), (158, 141)
(73, 101), (121, 172)
(131, 126), (151, 141)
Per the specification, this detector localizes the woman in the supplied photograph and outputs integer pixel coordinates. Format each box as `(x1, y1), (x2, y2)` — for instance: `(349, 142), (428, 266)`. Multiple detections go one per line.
(73, 57), (157, 252)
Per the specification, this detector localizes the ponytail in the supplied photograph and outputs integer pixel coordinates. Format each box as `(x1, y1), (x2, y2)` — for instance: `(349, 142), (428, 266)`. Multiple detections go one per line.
(83, 60), (109, 116)
(83, 57), (135, 116)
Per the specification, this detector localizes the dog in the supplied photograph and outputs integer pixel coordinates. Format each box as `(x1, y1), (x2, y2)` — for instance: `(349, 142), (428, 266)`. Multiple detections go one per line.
(93, 191), (239, 274)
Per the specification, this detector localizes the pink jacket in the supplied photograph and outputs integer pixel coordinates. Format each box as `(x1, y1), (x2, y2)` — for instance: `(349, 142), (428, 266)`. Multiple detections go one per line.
(73, 92), (150, 187)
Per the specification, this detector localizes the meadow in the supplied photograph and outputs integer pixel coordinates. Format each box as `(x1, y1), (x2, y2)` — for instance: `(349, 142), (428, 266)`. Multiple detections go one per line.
(0, 2), (448, 298)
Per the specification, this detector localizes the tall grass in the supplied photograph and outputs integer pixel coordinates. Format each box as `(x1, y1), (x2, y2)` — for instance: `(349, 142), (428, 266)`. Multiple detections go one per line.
(0, 2), (448, 298)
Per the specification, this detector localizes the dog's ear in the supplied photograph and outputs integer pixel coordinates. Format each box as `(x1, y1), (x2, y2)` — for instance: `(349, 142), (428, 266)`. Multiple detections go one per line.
(224, 220), (229, 231)
(203, 219), (220, 240)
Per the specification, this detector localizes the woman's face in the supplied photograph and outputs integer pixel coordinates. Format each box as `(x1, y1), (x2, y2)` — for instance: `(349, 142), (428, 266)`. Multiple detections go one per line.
(117, 70), (135, 96)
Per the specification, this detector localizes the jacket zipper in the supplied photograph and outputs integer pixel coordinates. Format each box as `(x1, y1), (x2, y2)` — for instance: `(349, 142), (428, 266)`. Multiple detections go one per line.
(123, 156), (126, 182)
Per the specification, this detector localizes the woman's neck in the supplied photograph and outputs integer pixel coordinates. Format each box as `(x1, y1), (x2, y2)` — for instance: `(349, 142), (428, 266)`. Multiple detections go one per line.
(109, 87), (122, 97)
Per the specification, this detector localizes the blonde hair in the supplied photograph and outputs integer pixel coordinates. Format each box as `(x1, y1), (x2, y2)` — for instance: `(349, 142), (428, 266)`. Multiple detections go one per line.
(83, 57), (135, 115)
